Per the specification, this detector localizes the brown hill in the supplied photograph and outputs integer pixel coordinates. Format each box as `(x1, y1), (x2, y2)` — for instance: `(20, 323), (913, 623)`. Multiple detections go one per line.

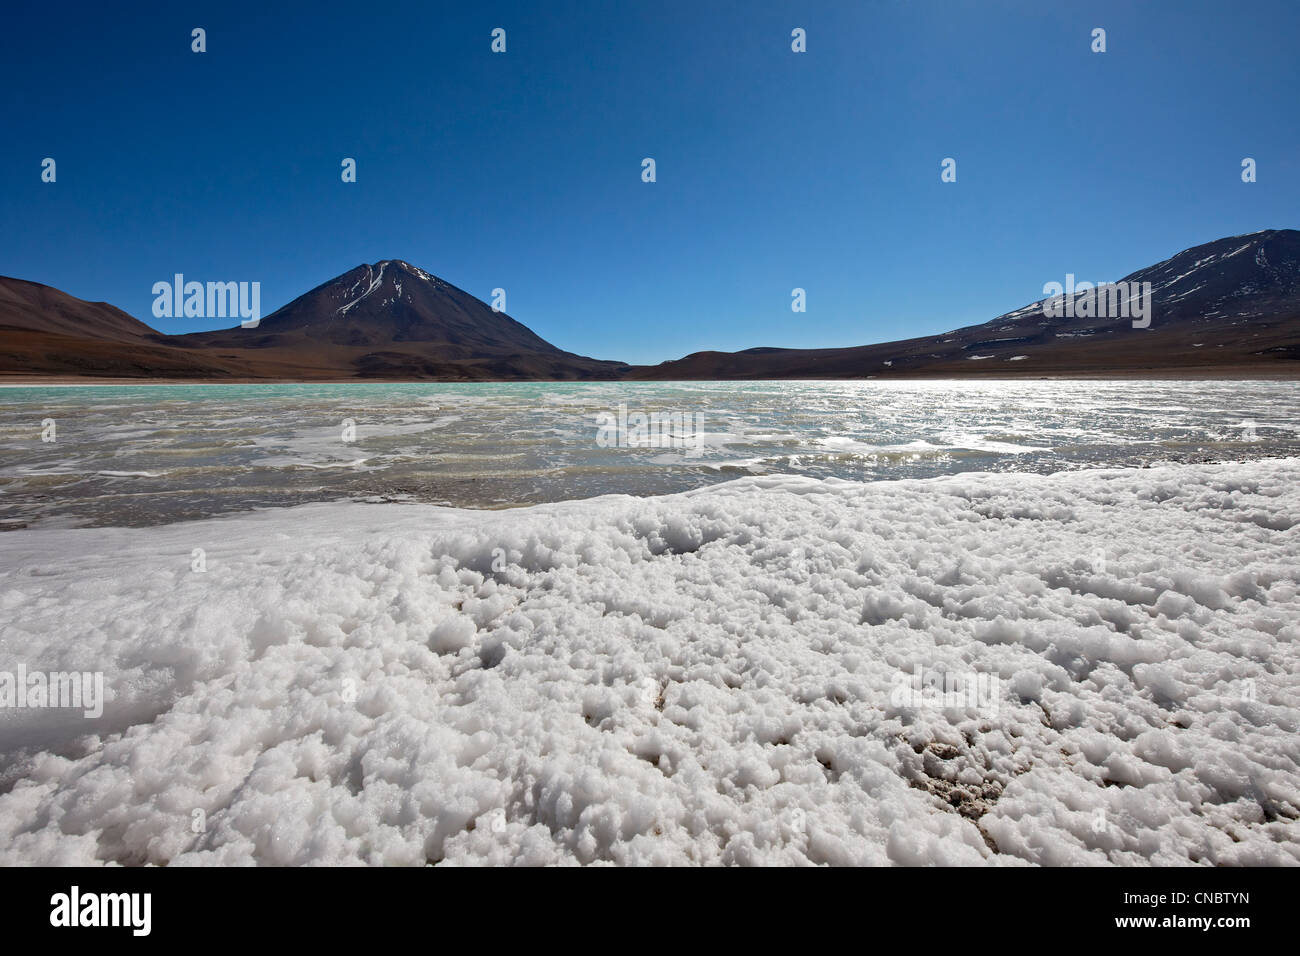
(0, 277), (158, 342)
(2, 233), (1298, 382)
(0, 277), (239, 379)
(629, 229), (1300, 379)
(0, 262), (627, 381)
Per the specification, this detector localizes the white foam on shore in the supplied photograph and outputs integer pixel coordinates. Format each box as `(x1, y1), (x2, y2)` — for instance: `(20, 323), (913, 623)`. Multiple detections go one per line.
(0, 460), (1297, 865)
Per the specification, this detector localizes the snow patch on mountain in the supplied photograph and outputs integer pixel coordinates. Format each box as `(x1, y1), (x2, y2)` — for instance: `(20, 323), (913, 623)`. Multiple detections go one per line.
(338, 263), (390, 315)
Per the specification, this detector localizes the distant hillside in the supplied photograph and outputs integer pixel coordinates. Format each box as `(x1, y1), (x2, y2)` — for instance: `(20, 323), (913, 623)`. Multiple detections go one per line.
(629, 229), (1300, 379)
(0, 277), (237, 379)
(2, 232), (1298, 381)
(0, 262), (627, 381)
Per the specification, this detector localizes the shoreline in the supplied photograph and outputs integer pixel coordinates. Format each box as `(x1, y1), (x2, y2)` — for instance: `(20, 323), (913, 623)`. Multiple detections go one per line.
(6, 380), (1296, 533)
(4, 368), (1300, 387)
(5, 453), (1297, 534)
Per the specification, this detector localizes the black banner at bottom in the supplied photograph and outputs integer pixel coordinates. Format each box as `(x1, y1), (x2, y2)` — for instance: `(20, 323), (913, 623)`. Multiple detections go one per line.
(0, 864), (1276, 942)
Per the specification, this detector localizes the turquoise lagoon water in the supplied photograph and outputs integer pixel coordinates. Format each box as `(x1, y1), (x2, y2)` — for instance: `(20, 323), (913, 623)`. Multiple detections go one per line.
(1, 380), (1297, 528)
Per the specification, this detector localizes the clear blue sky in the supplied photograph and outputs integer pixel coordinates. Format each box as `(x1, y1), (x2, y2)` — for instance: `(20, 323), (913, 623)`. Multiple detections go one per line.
(2, 0), (1295, 364)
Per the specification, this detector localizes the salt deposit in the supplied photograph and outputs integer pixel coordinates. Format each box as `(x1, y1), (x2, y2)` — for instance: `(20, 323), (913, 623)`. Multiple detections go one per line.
(0, 459), (1296, 865)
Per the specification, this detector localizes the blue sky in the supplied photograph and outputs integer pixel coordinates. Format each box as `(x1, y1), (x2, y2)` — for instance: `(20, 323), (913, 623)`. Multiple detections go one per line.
(1, 0), (1295, 364)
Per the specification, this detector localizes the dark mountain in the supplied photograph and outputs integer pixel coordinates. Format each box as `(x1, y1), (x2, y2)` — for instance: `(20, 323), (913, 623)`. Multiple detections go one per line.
(2, 234), (1297, 381)
(0, 261), (628, 381)
(630, 229), (1300, 379)
(183, 260), (560, 355)
(171, 260), (625, 380)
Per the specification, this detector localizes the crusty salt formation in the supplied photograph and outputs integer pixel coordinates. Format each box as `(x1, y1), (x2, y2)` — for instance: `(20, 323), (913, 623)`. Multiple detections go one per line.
(1, 459), (1296, 865)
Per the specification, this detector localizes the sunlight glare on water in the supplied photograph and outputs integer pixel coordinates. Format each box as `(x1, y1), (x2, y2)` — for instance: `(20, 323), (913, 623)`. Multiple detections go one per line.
(1, 379), (1296, 528)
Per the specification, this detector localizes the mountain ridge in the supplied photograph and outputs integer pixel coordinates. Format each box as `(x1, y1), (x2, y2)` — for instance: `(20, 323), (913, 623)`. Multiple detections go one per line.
(3, 230), (1299, 381)
(628, 228), (1300, 379)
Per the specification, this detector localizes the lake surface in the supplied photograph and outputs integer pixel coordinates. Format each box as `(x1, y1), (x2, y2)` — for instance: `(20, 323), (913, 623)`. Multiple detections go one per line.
(2, 380), (1297, 528)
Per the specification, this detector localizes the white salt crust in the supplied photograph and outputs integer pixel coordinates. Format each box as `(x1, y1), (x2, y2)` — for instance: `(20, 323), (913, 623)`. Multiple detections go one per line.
(0, 460), (1296, 865)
